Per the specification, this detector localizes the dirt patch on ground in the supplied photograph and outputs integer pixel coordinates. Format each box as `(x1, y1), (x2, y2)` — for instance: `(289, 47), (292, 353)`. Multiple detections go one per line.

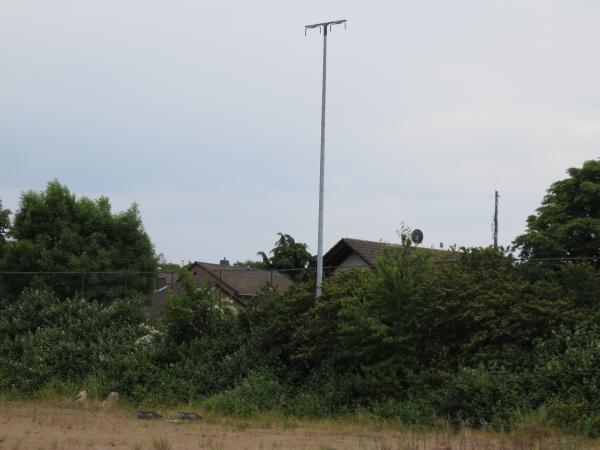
(0, 400), (593, 450)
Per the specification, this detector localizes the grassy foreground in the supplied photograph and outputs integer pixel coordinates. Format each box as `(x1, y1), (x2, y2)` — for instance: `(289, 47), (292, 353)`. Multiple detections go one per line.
(0, 397), (598, 450)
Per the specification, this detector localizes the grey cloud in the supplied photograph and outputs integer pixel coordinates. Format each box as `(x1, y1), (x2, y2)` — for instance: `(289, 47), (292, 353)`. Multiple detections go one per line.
(1, 0), (599, 263)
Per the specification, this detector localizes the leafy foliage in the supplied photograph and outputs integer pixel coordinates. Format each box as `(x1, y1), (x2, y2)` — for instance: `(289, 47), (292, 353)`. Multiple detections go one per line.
(0, 288), (152, 394)
(0, 181), (157, 302)
(257, 233), (313, 281)
(0, 199), (10, 252)
(1, 167), (600, 436)
(233, 259), (267, 269)
(514, 159), (600, 260)
(1, 242), (599, 434)
(163, 270), (237, 344)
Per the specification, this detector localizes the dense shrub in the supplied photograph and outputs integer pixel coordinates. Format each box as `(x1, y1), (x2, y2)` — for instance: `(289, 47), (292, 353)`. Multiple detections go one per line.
(203, 370), (285, 416)
(0, 288), (154, 394)
(1, 239), (599, 435)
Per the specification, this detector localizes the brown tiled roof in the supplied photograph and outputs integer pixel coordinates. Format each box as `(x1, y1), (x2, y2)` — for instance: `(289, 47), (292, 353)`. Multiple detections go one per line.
(194, 262), (293, 297)
(324, 237), (448, 269)
(341, 238), (390, 266)
(146, 262), (294, 316)
(146, 286), (170, 317)
(323, 238), (393, 268)
(157, 272), (177, 282)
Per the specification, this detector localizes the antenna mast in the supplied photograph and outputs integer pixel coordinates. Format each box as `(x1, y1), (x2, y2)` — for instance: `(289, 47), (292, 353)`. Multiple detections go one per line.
(305, 19), (347, 298)
(493, 190), (499, 248)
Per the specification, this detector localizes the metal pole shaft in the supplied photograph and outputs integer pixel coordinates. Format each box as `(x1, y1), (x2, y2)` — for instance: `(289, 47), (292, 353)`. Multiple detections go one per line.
(493, 190), (499, 249)
(316, 26), (328, 298)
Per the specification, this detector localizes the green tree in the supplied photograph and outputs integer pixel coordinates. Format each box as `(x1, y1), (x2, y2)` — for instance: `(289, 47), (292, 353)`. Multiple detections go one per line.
(514, 159), (600, 260)
(332, 238), (433, 399)
(233, 259), (267, 269)
(257, 233), (313, 281)
(157, 253), (182, 273)
(163, 270), (236, 344)
(0, 199), (10, 258)
(238, 285), (309, 377)
(0, 181), (157, 302)
(413, 248), (590, 369)
(291, 269), (371, 374)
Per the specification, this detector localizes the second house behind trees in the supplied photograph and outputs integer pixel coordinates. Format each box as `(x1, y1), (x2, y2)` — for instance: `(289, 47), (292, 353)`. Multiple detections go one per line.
(148, 259), (292, 316)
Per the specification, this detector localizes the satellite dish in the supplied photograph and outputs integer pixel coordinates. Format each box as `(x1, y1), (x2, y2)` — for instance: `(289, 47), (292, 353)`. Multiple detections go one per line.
(411, 229), (423, 245)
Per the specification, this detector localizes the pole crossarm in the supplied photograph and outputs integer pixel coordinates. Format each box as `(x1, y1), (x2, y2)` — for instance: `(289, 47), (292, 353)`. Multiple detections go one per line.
(305, 19), (347, 35)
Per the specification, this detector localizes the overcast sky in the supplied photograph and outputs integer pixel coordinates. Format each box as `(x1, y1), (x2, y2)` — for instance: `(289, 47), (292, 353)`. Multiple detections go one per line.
(1, 1), (599, 264)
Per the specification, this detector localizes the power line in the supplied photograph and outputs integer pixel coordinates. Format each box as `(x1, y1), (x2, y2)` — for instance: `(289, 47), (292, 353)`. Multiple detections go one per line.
(0, 257), (598, 276)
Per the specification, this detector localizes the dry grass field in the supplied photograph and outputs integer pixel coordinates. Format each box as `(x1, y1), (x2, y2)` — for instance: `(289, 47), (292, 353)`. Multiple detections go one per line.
(0, 399), (596, 450)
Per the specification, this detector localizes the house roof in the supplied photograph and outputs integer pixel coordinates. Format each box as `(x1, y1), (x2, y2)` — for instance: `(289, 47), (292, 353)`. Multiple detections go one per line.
(323, 238), (391, 268)
(192, 262), (293, 297)
(157, 272), (177, 282)
(146, 262), (295, 316)
(323, 237), (448, 269)
(147, 286), (170, 317)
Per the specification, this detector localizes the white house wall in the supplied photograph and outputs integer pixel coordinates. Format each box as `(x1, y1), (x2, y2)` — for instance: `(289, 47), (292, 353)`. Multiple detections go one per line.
(336, 252), (370, 272)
